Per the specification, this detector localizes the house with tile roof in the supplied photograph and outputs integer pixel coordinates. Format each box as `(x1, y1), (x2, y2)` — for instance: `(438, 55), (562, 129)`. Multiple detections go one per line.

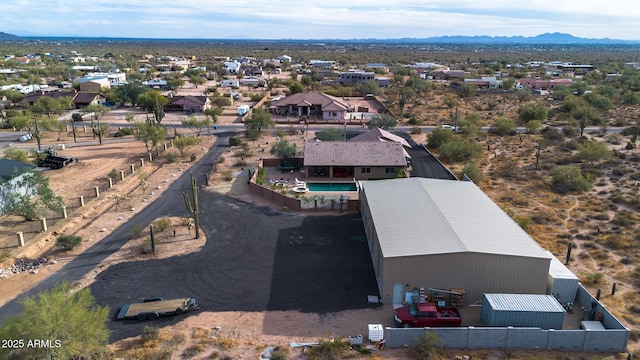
(163, 95), (211, 113)
(302, 141), (407, 180)
(270, 92), (349, 121)
(73, 93), (104, 108)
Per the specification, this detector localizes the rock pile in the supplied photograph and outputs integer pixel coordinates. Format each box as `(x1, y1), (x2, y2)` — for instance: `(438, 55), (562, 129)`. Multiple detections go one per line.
(0, 257), (52, 278)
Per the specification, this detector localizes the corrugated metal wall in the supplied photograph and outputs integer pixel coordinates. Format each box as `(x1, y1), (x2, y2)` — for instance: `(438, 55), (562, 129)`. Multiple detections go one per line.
(481, 294), (565, 330)
(380, 252), (550, 305)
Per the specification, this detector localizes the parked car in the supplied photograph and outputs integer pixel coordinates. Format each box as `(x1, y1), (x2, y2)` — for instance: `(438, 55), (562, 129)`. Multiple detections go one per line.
(18, 133), (32, 142)
(441, 125), (457, 131)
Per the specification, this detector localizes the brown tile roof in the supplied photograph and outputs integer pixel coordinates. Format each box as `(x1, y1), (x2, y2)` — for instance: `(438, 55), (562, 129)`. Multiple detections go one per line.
(167, 95), (208, 106)
(350, 127), (411, 148)
(303, 141), (407, 166)
(272, 91), (348, 111)
(73, 92), (101, 104)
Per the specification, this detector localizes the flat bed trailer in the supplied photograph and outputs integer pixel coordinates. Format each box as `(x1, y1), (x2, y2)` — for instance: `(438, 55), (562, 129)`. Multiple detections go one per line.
(117, 297), (199, 321)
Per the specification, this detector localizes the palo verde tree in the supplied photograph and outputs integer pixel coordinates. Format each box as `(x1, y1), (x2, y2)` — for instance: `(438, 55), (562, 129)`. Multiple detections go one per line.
(0, 168), (64, 221)
(183, 172), (201, 239)
(136, 90), (168, 126)
(8, 111), (54, 151)
(0, 281), (110, 360)
(367, 114), (398, 130)
(203, 106), (222, 128)
(181, 114), (210, 136)
(173, 135), (202, 157)
(134, 121), (167, 153)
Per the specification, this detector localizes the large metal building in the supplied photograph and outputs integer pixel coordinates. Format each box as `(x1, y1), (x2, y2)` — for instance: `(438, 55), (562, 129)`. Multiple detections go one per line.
(359, 178), (552, 305)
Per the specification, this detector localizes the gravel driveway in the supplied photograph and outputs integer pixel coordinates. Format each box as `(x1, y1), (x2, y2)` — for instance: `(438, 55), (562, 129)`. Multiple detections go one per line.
(89, 192), (379, 342)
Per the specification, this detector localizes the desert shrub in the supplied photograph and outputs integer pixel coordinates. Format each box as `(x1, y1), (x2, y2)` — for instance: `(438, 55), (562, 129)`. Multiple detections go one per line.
(603, 234), (630, 250)
(612, 212), (633, 226)
(427, 127), (454, 149)
(270, 346), (290, 360)
(234, 160), (247, 167)
(3, 148), (29, 163)
(437, 140), (482, 163)
(488, 117), (517, 136)
(108, 168), (119, 179)
(182, 344), (206, 358)
(410, 126), (422, 134)
(141, 326), (159, 343)
(408, 332), (438, 360)
(223, 171), (233, 181)
(212, 337), (238, 350)
(55, 234), (82, 251)
(228, 137), (242, 146)
(582, 272), (605, 285)
(71, 113), (83, 122)
(165, 152), (175, 163)
(551, 165), (592, 194)
(216, 156), (225, 164)
(460, 162), (484, 183)
(190, 153), (197, 162)
(152, 218), (171, 232)
(131, 224), (144, 238)
(304, 336), (351, 360)
(114, 128), (134, 137)
(0, 250), (11, 262)
(246, 128), (260, 140)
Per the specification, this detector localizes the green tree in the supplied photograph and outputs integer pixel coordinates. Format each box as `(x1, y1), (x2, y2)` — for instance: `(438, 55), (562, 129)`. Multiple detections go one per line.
(8, 112), (54, 151)
(315, 128), (344, 141)
(0, 169), (64, 220)
(114, 82), (147, 106)
(270, 139), (297, 161)
(367, 114), (397, 130)
(461, 162), (484, 183)
(188, 75), (204, 88)
(181, 115), (210, 136)
(551, 165), (592, 194)
(244, 107), (275, 133)
(32, 96), (62, 117)
(517, 102), (548, 124)
(173, 136), (202, 157)
(356, 80), (381, 96)
(442, 93), (457, 116)
(135, 121), (167, 153)
(489, 117), (517, 136)
(571, 105), (600, 137)
(459, 83), (476, 98)
(437, 139), (483, 163)
(288, 81), (304, 94)
(3, 148), (29, 163)
(0, 89), (24, 104)
(427, 127), (455, 149)
(0, 281), (109, 360)
(136, 90), (168, 126)
(203, 106), (222, 126)
(575, 141), (612, 165)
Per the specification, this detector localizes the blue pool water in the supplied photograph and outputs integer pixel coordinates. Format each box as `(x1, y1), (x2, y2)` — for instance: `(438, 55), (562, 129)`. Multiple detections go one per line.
(307, 182), (357, 192)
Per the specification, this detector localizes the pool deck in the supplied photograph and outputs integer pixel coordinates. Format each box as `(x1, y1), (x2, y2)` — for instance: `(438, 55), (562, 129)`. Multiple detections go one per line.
(264, 166), (359, 200)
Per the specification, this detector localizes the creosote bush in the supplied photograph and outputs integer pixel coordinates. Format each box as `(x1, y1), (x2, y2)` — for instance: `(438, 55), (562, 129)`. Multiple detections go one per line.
(55, 234), (82, 251)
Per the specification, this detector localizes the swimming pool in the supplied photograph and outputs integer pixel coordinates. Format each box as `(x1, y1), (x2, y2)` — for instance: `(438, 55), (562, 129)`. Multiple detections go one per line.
(307, 182), (357, 192)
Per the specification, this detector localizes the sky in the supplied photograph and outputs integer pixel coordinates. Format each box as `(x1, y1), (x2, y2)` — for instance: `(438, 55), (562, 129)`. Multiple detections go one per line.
(3, 0), (640, 40)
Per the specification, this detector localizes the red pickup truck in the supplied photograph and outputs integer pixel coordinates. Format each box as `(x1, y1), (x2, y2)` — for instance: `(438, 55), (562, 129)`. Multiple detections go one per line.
(394, 302), (462, 328)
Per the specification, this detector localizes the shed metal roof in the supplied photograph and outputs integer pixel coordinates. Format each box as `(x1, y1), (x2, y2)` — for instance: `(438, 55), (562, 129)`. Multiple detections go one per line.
(361, 178), (551, 259)
(483, 293), (565, 312)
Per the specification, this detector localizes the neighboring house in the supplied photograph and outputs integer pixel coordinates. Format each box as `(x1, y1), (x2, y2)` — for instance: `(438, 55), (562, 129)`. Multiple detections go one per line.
(163, 95), (211, 113)
(242, 66), (263, 77)
(270, 91), (348, 121)
(218, 79), (239, 88)
(0, 159), (36, 215)
(377, 77), (390, 87)
(365, 63), (387, 72)
(463, 76), (503, 89)
(302, 141), (407, 180)
(519, 78), (573, 90)
(79, 78), (111, 92)
(338, 71), (375, 85)
(278, 55), (292, 63)
(224, 61), (241, 74)
(73, 93), (104, 108)
(21, 90), (77, 107)
(309, 60), (336, 68)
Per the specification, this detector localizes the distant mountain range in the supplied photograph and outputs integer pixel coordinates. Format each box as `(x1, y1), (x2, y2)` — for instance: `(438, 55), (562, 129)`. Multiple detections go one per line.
(0, 31), (637, 44)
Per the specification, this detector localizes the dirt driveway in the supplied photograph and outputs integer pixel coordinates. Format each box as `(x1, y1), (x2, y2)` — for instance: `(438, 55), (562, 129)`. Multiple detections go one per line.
(89, 192), (380, 342)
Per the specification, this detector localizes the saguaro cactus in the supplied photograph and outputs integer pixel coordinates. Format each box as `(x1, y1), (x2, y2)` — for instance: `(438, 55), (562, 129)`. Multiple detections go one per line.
(183, 172), (201, 239)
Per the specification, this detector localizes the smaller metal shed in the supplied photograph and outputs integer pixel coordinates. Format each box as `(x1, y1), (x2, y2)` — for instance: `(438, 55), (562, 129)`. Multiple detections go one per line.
(481, 293), (565, 330)
(545, 251), (580, 304)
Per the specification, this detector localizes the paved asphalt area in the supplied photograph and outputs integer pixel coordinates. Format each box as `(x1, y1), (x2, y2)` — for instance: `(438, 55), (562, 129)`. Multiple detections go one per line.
(0, 132), (380, 343)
